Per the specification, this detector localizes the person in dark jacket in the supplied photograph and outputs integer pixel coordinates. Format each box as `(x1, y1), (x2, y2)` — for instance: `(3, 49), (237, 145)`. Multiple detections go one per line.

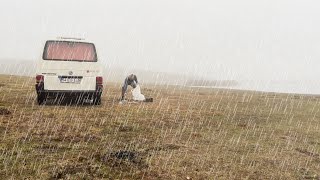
(121, 74), (138, 101)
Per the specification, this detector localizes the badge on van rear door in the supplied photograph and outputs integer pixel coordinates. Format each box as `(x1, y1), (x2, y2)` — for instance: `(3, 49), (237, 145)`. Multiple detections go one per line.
(69, 71), (73, 75)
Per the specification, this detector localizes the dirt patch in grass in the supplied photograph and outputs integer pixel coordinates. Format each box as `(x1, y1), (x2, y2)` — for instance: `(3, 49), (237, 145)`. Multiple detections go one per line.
(299, 168), (319, 179)
(238, 123), (248, 128)
(118, 125), (134, 132)
(145, 143), (182, 152)
(0, 107), (11, 115)
(113, 151), (136, 160)
(49, 133), (101, 143)
(96, 144), (182, 172)
(295, 148), (320, 158)
(36, 143), (71, 153)
(100, 150), (148, 169)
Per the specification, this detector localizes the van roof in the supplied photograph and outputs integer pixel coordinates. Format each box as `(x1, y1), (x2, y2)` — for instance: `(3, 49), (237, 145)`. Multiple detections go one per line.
(55, 37), (88, 42)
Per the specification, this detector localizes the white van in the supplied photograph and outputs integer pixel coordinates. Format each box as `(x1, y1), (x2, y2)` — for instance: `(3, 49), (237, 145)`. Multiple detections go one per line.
(35, 37), (103, 105)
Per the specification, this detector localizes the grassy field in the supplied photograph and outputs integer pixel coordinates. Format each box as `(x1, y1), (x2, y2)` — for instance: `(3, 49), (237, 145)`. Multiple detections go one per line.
(0, 74), (320, 179)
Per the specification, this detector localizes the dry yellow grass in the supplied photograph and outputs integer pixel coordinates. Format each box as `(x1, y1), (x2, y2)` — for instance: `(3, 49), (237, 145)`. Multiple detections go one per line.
(0, 74), (320, 179)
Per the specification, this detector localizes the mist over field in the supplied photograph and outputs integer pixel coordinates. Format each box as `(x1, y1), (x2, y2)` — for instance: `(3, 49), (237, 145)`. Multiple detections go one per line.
(0, 59), (318, 94)
(1, 0), (320, 94)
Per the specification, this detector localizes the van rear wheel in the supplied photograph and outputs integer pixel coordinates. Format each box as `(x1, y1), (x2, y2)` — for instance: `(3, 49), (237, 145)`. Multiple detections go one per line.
(37, 93), (46, 105)
(93, 95), (101, 105)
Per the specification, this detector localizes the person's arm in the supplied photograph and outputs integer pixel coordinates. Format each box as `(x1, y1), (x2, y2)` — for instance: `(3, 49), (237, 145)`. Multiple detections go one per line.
(134, 75), (138, 84)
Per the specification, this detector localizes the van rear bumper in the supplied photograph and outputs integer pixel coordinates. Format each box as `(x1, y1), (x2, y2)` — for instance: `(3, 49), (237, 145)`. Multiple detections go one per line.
(35, 84), (102, 97)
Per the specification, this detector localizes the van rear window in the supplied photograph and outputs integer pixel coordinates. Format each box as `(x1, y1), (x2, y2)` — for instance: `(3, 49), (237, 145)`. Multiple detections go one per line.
(43, 41), (97, 62)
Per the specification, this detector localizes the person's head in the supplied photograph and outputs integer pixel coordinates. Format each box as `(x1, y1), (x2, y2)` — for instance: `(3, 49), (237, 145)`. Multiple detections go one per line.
(128, 74), (135, 80)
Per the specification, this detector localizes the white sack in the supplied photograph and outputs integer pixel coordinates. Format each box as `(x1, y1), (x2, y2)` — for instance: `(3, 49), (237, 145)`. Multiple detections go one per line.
(131, 84), (145, 101)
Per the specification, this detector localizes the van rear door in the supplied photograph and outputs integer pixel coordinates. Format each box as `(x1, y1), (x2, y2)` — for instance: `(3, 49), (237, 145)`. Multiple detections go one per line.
(39, 41), (101, 91)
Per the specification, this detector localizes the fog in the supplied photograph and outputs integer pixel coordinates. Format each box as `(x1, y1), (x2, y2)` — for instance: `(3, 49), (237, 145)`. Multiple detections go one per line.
(0, 0), (320, 94)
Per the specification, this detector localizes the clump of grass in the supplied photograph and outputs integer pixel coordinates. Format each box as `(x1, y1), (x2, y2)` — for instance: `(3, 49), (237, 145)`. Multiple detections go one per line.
(0, 107), (11, 115)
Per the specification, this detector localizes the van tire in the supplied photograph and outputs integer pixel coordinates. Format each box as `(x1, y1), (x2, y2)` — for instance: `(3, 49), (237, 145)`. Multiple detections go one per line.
(93, 96), (101, 105)
(37, 93), (46, 105)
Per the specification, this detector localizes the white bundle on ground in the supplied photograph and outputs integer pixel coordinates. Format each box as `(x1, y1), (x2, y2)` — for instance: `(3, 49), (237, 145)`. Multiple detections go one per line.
(131, 84), (145, 101)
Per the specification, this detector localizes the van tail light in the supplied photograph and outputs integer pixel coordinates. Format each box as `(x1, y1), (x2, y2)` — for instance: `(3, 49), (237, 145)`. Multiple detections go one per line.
(36, 75), (44, 83)
(96, 76), (103, 86)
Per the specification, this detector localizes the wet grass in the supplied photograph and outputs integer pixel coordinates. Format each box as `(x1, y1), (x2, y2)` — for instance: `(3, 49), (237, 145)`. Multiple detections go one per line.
(0, 74), (320, 179)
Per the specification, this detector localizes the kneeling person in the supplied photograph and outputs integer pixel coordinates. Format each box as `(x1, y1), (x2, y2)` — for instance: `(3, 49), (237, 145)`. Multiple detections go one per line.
(121, 74), (138, 101)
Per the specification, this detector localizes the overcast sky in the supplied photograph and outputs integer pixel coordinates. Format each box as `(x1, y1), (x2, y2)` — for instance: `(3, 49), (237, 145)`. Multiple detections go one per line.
(0, 0), (319, 81)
